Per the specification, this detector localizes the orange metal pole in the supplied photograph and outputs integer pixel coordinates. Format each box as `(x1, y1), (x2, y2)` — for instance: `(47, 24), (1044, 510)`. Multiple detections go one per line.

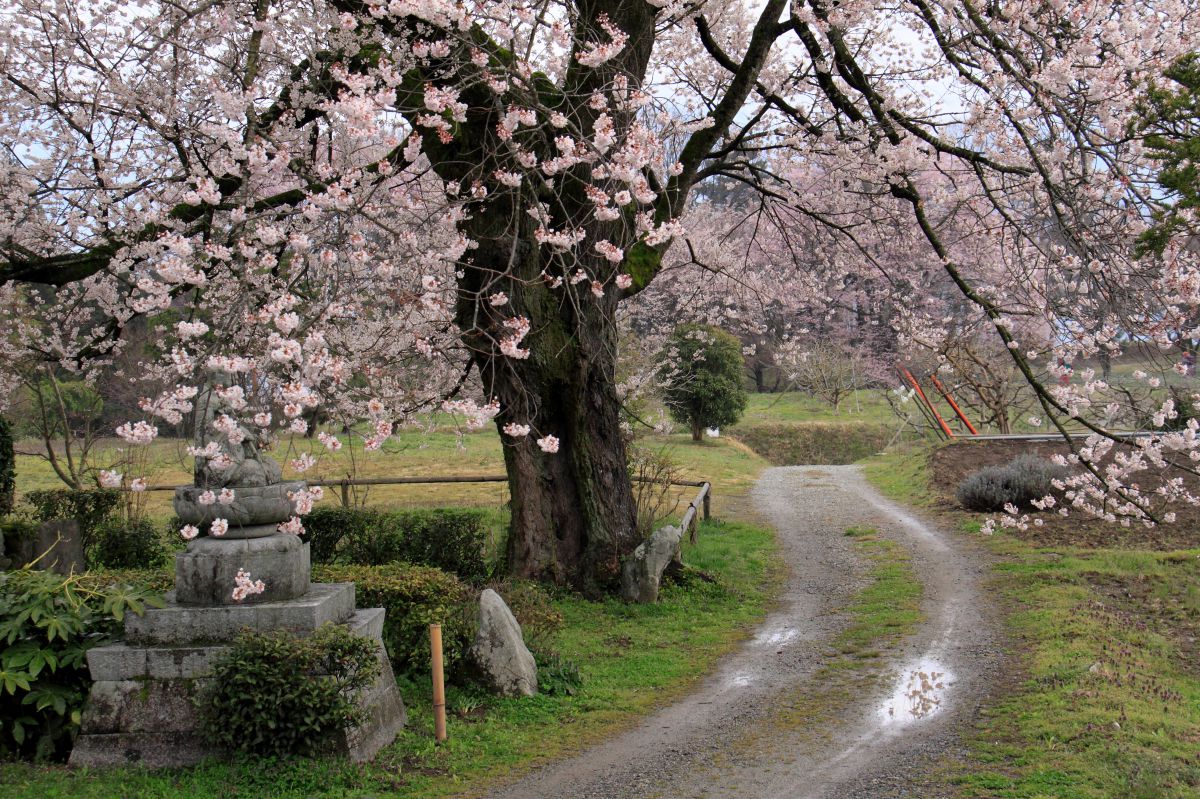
(928, 374), (979, 435)
(902, 369), (955, 439)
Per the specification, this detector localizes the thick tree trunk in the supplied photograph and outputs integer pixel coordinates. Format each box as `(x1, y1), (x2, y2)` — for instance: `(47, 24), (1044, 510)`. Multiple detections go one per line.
(691, 420), (703, 442)
(477, 306), (639, 595)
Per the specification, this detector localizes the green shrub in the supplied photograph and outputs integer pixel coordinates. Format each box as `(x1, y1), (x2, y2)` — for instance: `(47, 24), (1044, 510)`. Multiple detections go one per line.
(300, 506), (378, 563)
(86, 516), (170, 570)
(76, 568), (173, 594)
(312, 563), (475, 679)
(305, 507), (490, 583)
(23, 489), (120, 551)
(658, 324), (749, 441)
(0, 568), (163, 761)
(196, 624), (380, 758)
(956, 454), (1066, 512)
(535, 652), (583, 696)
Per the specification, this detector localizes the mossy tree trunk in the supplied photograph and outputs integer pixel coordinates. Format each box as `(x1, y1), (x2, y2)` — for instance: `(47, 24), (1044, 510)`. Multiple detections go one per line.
(0, 416), (14, 517)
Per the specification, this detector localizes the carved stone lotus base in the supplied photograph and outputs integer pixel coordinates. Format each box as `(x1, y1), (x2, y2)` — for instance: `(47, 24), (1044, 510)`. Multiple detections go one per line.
(174, 481), (307, 538)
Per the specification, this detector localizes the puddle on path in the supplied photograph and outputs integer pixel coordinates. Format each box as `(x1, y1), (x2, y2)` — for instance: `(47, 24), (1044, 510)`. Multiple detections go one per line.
(877, 659), (953, 725)
(754, 626), (799, 648)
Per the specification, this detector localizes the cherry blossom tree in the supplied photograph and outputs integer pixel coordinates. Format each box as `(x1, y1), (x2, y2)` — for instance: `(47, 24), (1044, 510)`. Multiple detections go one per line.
(4, 0), (1200, 588)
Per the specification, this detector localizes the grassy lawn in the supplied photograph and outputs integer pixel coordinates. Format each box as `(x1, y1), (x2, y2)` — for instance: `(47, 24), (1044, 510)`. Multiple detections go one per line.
(862, 448), (1200, 798)
(13, 430), (769, 522)
(738, 390), (897, 425)
(0, 518), (778, 799)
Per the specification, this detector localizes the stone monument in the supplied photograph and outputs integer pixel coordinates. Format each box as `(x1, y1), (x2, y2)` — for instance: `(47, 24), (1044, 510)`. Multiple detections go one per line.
(70, 379), (405, 767)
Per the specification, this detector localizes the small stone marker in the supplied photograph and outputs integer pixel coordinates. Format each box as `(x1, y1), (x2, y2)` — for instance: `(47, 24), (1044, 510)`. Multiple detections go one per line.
(468, 589), (538, 697)
(620, 524), (684, 604)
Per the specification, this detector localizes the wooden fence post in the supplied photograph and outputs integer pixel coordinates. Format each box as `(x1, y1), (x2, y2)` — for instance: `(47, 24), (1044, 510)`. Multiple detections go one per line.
(430, 623), (447, 743)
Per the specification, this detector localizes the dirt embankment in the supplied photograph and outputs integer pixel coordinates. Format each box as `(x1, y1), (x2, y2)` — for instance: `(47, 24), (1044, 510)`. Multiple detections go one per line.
(931, 439), (1200, 550)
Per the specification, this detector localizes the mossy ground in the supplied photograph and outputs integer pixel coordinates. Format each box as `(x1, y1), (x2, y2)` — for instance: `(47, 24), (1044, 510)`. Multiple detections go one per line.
(863, 448), (1200, 798)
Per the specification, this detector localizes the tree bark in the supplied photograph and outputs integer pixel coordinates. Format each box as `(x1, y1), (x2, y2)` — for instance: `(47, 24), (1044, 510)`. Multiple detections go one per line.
(469, 270), (640, 594)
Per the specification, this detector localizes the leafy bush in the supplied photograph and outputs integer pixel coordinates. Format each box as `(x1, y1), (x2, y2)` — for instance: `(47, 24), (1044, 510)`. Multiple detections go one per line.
(956, 454), (1066, 512)
(300, 506), (378, 563)
(312, 563), (474, 679)
(305, 507), (489, 583)
(196, 624), (380, 758)
(658, 324), (749, 441)
(0, 568), (162, 761)
(535, 652), (583, 696)
(23, 489), (120, 551)
(86, 516), (170, 570)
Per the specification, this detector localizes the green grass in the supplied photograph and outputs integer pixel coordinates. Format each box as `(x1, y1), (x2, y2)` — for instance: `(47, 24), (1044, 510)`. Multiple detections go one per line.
(860, 448), (1200, 798)
(832, 527), (924, 661)
(731, 422), (892, 466)
(738, 390), (897, 425)
(13, 430), (769, 523)
(0, 519), (779, 799)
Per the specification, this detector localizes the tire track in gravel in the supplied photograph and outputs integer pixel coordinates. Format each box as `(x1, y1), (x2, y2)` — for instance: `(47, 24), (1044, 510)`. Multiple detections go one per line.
(484, 465), (1003, 799)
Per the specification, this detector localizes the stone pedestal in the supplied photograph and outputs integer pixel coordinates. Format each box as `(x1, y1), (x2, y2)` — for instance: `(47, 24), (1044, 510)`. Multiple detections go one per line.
(70, 531), (405, 766)
(70, 597), (405, 767)
(175, 533), (310, 605)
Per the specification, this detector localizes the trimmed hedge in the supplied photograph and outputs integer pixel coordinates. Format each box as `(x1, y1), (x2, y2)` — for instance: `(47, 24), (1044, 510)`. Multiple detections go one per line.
(23, 489), (120, 556)
(87, 517), (170, 570)
(303, 507), (490, 583)
(312, 563), (475, 679)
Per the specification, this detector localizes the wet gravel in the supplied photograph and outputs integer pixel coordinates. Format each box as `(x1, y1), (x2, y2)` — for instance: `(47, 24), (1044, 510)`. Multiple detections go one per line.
(484, 466), (1004, 799)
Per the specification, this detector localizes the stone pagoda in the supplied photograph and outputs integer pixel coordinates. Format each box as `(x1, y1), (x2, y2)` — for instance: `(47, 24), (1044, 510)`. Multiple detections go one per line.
(70, 380), (405, 767)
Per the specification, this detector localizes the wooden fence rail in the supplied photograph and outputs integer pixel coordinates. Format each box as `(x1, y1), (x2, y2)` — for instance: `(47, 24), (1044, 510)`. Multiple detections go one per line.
(133, 475), (713, 523)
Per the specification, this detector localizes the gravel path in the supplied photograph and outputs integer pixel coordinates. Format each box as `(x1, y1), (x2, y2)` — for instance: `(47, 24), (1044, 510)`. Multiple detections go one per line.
(485, 465), (1003, 799)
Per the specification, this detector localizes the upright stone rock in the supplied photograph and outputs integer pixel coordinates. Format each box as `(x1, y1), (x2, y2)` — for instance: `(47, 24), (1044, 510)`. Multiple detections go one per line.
(620, 524), (684, 604)
(468, 589), (538, 697)
(70, 374), (405, 767)
(7, 519), (85, 574)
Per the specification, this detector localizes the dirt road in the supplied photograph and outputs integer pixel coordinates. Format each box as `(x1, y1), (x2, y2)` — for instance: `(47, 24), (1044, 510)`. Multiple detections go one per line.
(485, 465), (1003, 799)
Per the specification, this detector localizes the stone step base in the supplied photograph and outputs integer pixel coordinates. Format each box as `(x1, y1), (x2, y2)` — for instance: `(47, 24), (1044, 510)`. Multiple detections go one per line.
(89, 607), (385, 681)
(125, 582), (355, 646)
(69, 606), (404, 768)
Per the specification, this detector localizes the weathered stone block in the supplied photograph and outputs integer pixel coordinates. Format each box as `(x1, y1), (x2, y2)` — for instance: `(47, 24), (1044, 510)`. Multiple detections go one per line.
(70, 604), (406, 768)
(11, 519), (85, 574)
(174, 533), (310, 604)
(125, 582), (354, 645)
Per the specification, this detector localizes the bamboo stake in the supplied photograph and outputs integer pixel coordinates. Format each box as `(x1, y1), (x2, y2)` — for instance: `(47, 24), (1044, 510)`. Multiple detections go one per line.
(430, 623), (447, 743)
